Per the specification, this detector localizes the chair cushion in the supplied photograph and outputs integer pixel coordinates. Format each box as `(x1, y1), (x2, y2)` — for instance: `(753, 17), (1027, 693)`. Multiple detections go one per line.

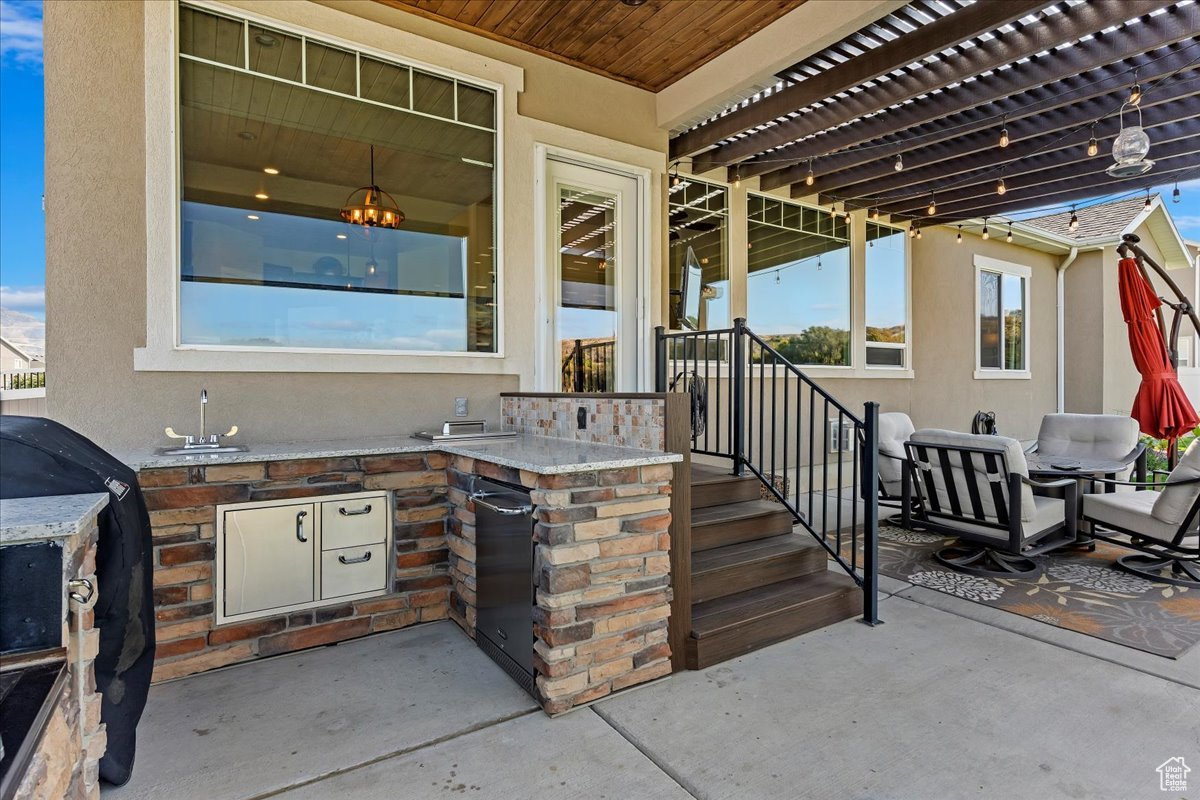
(908, 429), (1035, 521)
(945, 494), (1066, 544)
(1152, 439), (1200, 525)
(1085, 491), (1180, 543)
(877, 412), (915, 486)
(1036, 414), (1140, 460)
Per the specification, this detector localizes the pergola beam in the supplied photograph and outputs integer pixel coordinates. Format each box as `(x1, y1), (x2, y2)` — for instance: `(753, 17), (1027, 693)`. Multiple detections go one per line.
(811, 84), (1200, 204)
(919, 155), (1200, 223)
(876, 127), (1200, 216)
(747, 26), (1199, 187)
(710, 0), (1176, 177)
(669, 0), (1046, 160)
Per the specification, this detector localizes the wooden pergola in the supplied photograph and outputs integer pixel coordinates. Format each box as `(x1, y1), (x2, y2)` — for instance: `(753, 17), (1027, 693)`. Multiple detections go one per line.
(670, 0), (1200, 225)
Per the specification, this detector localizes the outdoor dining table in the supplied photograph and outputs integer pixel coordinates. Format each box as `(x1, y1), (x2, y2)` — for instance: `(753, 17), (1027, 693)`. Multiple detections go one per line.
(1026, 453), (1146, 548)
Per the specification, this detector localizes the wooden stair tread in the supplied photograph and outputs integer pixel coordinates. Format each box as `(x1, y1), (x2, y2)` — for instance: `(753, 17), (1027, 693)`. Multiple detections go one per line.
(690, 463), (756, 485)
(691, 500), (792, 526)
(691, 572), (859, 639)
(692, 533), (820, 574)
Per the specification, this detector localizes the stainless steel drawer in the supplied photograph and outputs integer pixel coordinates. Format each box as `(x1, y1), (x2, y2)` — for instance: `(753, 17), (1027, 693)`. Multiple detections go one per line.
(320, 543), (388, 599)
(321, 495), (386, 550)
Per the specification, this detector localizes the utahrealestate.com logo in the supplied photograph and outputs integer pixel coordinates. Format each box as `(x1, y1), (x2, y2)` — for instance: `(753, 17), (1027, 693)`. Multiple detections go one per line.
(1158, 757), (1190, 792)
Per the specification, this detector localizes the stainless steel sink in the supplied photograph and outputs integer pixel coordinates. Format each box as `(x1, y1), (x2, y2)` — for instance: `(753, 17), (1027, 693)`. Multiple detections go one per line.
(155, 444), (250, 456)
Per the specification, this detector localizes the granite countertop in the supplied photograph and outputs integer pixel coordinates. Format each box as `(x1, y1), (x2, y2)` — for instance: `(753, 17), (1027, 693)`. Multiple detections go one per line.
(118, 433), (682, 475)
(0, 494), (110, 546)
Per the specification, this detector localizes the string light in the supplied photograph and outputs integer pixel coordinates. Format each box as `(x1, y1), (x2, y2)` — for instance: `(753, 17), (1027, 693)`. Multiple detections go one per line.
(998, 116), (1010, 148)
(916, 226), (923, 240)
(1068, 206), (1079, 232)
(1174, 181), (1181, 204)
(908, 225), (916, 239)
(733, 166), (741, 189)
(805, 159), (815, 187)
(927, 192), (937, 215)
(981, 218), (989, 240)
(956, 225), (963, 244)
(894, 153), (904, 172)
(996, 176), (1007, 196)
(670, 165), (681, 187)
(1006, 223), (1013, 243)
(1129, 69), (1142, 106)
(1145, 190), (1152, 210)
(1087, 123), (1099, 157)
(871, 206), (880, 220)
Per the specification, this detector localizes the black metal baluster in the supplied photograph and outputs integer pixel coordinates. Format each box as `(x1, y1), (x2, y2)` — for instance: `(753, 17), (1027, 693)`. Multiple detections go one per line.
(822, 398), (830, 542)
(808, 385), (815, 524)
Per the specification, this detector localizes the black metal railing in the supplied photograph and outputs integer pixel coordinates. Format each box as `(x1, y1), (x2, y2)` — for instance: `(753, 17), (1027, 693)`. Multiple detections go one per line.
(1, 370), (46, 390)
(561, 339), (615, 393)
(656, 317), (880, 625)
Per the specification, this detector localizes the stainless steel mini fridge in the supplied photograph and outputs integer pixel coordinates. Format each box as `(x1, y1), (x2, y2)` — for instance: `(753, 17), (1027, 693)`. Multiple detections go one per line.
(471, 477), (536, 697)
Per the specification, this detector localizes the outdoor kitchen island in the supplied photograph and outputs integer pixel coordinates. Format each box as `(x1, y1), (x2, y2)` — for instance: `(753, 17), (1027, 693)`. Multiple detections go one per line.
(122, 434), (681, 714)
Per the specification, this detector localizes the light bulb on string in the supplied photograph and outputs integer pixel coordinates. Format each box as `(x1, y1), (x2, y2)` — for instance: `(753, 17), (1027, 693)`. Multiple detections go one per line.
(733, 166), (741, 189)
(927, 193), (937, 216)
(1087, 123), (1099, 157)
(894, 153), (903, 172)
(1173, 181), (1181, 204)
(805, 159), (815, 187)
(871, 206), (880, 221)
(996, 176), (1007, 196)
(1068, 206), (1079, 232)
(998, 116), (1010, 148)
(916, 226), (922, 240)
(981, 218), (989, 241)
(1129, 70), (1142, 106)
(956, 225), (963, 244)
(1145, 190), (1152, 210)
(1006, 223), (1013, 243)
(908, 225), (916, 239)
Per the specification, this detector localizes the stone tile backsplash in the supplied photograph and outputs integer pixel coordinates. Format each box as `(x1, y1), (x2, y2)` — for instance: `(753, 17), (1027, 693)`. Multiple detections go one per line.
(502, 396), (665, 451)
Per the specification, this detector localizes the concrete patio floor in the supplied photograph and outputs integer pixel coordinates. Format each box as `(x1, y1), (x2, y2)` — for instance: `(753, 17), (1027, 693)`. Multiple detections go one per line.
(104, 586), (1199, 800)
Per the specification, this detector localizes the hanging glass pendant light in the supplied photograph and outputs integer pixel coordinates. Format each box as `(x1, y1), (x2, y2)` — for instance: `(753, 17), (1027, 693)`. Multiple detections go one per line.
(1106, 102), (1154, 178)
(341, 145), (405, 228)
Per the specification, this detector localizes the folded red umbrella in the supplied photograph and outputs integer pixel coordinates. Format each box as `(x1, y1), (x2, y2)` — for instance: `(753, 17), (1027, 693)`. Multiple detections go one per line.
(1118, 257), (1199, 440)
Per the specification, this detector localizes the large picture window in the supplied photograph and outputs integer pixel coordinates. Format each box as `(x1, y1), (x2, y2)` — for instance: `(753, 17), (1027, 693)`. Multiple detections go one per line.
(177, 6), (497, 353)
(976, 258), (1029, 376)
(747, 195), (850, 366)
(865, 222), (907, 368)
(668, 177), (728, 330)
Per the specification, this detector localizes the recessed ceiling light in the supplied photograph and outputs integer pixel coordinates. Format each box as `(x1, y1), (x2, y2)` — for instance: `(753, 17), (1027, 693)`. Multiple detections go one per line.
(263, 167), (280, 175)
(620, 0), (647, 5)
(254, 33), (279, 48)
(246, 214), (259, 220)
(254, 192), (269, 200)
(336, 234), (348, 240)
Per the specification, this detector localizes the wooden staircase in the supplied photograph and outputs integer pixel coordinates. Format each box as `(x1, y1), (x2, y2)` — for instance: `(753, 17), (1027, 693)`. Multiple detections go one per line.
(684, 463), (862, 669)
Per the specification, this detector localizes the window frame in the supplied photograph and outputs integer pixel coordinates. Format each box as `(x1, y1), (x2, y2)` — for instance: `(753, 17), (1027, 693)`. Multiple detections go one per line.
(744, 191), (854, 370)
(864, 220), (909, 372)
(136, 0), (511, 372)
(668, 174), (731, 333)
(973, 255), (1031, 380)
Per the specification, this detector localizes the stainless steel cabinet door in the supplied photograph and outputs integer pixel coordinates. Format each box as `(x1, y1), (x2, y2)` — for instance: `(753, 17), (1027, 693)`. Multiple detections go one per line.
(223, 503), (315, 617)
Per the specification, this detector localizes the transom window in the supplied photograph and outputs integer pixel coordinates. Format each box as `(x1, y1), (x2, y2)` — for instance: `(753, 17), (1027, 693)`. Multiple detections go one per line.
(747, 195), (851, 367)
(177, 6), (497, 353)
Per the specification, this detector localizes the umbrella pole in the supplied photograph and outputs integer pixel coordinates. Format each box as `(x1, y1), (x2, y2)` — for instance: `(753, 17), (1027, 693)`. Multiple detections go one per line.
(1168, 437), (1179, 471)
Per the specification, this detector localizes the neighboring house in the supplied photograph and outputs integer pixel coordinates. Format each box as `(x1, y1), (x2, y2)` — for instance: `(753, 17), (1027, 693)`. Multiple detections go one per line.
(0, 335), (41, 371)
(38, 1), (1197, 451)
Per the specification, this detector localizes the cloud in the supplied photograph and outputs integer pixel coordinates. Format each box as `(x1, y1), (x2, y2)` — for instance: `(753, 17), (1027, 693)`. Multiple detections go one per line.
(0, 285), (44, 310)
(0, 0), (42, 68)
(1173, 216), (1200, 236)
(301, 319), (372, 332)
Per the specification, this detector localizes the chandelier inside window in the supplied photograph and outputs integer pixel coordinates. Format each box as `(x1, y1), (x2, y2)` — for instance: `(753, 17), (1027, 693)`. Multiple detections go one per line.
(340, 145), (405, 228)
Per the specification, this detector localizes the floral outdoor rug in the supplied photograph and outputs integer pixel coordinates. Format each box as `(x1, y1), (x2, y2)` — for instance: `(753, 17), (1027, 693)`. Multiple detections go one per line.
(871, 524), (1200, 658)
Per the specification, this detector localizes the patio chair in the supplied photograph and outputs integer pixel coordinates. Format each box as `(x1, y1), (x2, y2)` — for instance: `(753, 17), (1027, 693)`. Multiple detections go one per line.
(1030, 413), (1146, 484)
(877, 412), (915, 522)
(1081, 440), (1200, 588)
(904, 429), (1078, 577)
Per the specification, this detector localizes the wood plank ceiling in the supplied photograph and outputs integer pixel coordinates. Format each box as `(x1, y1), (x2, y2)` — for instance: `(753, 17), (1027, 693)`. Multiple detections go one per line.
(376, 0), (806, 91)
(672, 0), (1200, 226)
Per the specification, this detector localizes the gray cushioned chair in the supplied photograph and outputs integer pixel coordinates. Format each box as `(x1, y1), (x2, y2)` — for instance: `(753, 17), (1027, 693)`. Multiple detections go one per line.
(877, 412), (915, 500)
(1082, 439), (1200, 587)
(1032, 413), (1146, 482)
(904, 429), (1077, 576)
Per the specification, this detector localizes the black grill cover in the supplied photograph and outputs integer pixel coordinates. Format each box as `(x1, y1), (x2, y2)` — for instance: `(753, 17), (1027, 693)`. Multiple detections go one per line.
(0, 417), (155, 786)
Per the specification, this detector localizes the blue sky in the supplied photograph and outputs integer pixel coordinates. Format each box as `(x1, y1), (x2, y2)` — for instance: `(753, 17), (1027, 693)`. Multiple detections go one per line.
(0, 0), (44, 319)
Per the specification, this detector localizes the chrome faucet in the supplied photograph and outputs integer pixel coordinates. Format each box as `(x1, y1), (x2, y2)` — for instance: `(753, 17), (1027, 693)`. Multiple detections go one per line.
(164, 388), (238, 448)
